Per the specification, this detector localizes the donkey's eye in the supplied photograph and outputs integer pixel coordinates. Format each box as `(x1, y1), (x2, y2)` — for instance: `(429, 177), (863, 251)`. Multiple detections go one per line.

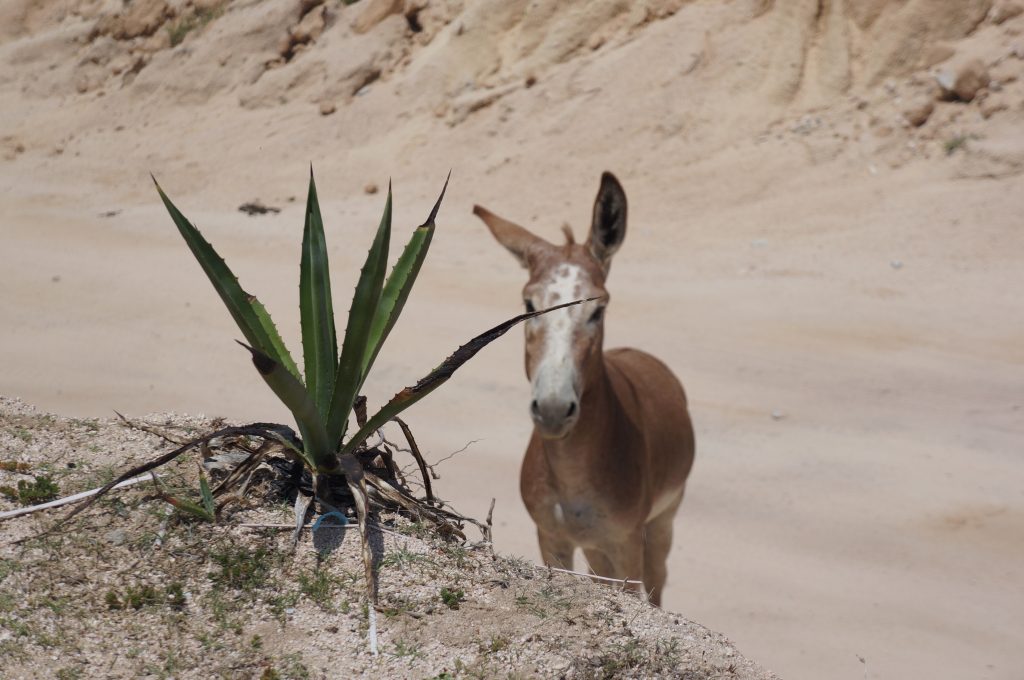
(525, 300), (536, 313)
(589, 306), (605, 324)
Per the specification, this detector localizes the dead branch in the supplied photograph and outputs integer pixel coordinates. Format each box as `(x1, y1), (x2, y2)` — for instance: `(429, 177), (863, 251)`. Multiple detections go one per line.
(393, 416), (433, 504)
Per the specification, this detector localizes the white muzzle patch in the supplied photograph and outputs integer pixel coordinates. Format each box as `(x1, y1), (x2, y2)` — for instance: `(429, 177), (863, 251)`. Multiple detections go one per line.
(530, 265), (584, 437)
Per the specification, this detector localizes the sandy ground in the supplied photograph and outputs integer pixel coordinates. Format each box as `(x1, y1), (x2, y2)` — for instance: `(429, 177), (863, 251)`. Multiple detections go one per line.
(2, 0), (1024, 677)
(0, 399), (776, 679)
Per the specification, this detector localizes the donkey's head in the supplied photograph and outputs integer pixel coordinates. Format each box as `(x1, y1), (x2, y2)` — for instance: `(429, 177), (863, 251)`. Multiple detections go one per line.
(474, 172), (627, 439)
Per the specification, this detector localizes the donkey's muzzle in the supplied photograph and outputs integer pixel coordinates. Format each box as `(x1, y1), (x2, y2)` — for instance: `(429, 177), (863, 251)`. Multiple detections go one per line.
(531, 397), (579, 439)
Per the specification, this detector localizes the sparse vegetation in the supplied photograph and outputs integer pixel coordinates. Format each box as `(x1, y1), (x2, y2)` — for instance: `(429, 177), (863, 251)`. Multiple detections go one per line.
(167, 6), (223, 47)
(209, 544), (278, 592)
(0, 461), (31, 472)
(0, 439), (763, 678)
(482, 633), (510, 654)
(390, 638), (423, 663)
(439, 586), (465, 609)
(944, 133), (970, 155)
(10, 426), (33, 443)
(380, 544), (431, 570)
(104, 583), (185, 611)
(0, 474), (59, 505)
(298, 567), (349, 612)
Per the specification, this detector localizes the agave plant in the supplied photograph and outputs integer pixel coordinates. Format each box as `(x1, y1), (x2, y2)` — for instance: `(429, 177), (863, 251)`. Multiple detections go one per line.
(149, 170), (584, 618)
(155, 171), (443, 481)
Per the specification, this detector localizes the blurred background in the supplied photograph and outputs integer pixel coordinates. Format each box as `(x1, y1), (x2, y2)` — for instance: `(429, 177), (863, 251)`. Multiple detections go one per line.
(2, 0), (1022, 677)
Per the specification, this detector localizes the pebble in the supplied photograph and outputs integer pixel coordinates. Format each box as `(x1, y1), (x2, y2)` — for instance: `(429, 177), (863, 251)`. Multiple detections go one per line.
(989, 0), (1024, 24)
(935, 58), (991, 102)
(903, 98), (934, 127)
(104, 529), (127, 546)
(890, 260), (903, 270)
(364, 182), (378, 195)
(319, 101), (336, 116)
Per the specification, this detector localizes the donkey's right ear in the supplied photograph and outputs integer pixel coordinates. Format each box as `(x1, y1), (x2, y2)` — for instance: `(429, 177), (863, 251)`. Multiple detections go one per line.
(473, 205), (546, 269)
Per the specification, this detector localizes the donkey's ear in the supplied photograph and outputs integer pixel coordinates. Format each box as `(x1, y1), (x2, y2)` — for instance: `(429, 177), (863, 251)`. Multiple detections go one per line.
(473, 204), (546, 269)
(588, 172), (627, 271)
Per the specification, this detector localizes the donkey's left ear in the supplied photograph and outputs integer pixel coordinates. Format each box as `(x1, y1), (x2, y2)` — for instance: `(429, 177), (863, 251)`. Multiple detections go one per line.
(588, 171), (627, 272)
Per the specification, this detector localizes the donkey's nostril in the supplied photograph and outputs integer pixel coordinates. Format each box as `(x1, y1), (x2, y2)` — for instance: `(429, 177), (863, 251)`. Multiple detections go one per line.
(531, 400), (540, 416)
(566, 402), (577, 418)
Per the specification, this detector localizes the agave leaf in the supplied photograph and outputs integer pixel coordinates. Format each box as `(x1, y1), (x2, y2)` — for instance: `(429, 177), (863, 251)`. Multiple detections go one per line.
(199, 471), (215, 517)
(154, 179), (301, 380)
(299, 169), (338, 418)
(161, 494), (216, 522)
(339, 298), (594, 457)
(361, 173), (449, 378)
(236, 341), (333, 470)
(249, 296), (301, 382)
(326, 186), (392, 447)
(152, 477), (215, 522)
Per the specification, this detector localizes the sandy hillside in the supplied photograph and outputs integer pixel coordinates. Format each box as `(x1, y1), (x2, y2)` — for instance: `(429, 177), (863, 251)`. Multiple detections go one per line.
(1, 0), (1023, 678)
(0, 397), (776, 679)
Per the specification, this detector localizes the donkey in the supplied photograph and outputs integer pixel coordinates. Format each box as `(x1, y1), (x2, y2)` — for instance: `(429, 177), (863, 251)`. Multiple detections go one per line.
(473, 172), (695, 606)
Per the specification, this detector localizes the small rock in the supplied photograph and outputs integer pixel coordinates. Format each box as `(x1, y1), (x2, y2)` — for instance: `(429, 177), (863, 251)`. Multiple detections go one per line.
(364, 182), (378, 195)
(352, 0), (402, 34)
(105, 529), (127, 546)
(96, 0), (174, 40)
(291, 4), (327, 44)
(770, 410), (785, 421)
(300, 0), (324, 15)
(238, 201), (281, 216)
(935, 58), (991, 102)
(903, 98), (934, 126)
(319, 100), (336, 116)
(141, 28), (171, 52)
(890, 260), (903, 270)
(51, 275), (61, 283)
(980, 95), (1009, 118)
(990, 0), (1024, 24)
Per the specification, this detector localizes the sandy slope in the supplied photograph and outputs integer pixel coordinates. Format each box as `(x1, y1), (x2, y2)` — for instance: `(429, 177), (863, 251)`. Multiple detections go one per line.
(2, 0), (1023, 677)
(0, 398), (777, 680)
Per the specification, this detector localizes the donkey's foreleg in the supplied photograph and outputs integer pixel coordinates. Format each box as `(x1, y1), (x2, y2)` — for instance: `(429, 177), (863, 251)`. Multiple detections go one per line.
(642, 496), (683, 606)
(537, 529), (574, 570)
(585, 537), (646, 597)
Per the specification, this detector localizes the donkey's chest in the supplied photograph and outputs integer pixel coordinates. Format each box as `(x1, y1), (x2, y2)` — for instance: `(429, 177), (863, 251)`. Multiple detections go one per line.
(523, 466), (639, 544)
(527, 493), (614, 544)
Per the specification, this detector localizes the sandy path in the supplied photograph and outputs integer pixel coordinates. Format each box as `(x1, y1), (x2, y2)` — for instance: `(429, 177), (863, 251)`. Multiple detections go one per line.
(4, 152), (1022, 679)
